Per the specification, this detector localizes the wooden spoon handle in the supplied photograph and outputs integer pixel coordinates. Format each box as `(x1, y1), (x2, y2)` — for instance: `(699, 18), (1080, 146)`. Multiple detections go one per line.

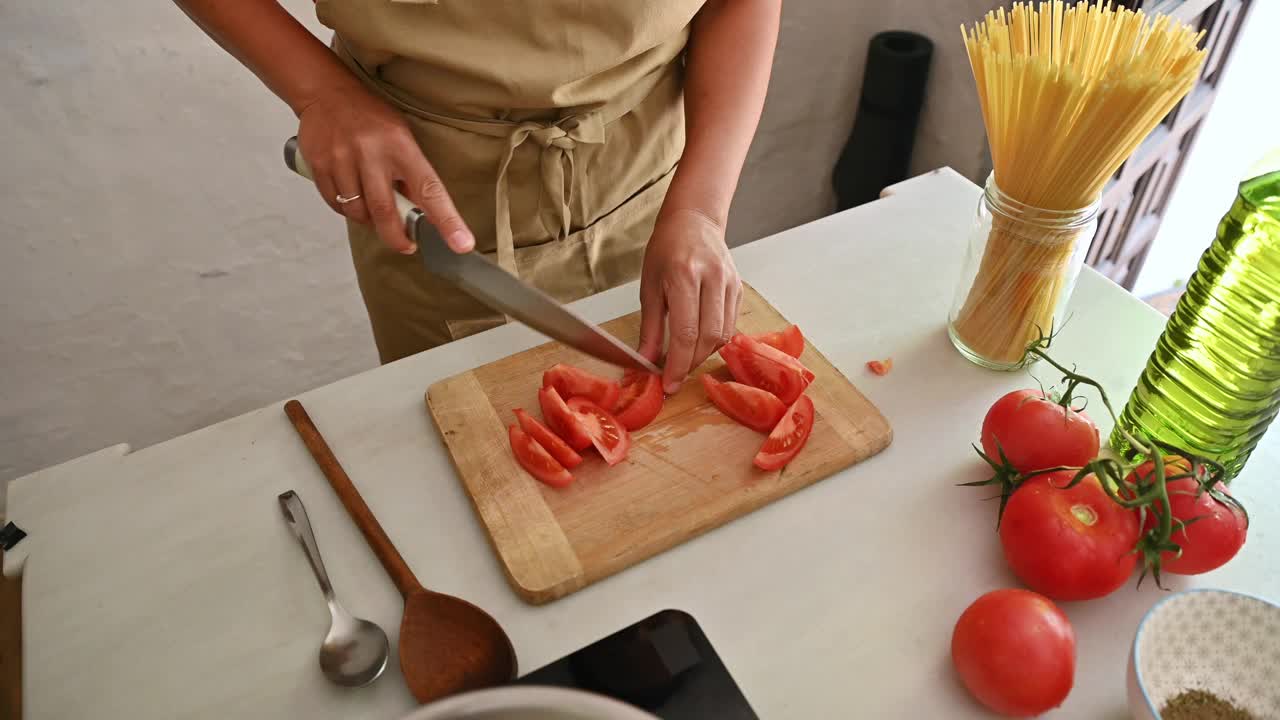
(284, 399), (423, 598)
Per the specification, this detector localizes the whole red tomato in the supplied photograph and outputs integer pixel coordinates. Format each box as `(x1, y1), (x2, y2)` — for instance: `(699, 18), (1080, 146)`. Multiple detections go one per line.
(951, 588), (1076, 717)
(1129, 456), (1248, 575)
(981, 389), (1099, 473)
(1000, 471), (1140, 601)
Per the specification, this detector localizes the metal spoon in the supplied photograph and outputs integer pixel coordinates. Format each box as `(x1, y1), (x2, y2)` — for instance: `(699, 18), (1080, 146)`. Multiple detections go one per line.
(278, 489), (390, 687)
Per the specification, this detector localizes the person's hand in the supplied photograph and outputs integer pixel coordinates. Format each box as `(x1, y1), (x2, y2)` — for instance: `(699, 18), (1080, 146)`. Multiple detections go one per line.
(296, 85), (474, 255)
(638, 208), (743, 394)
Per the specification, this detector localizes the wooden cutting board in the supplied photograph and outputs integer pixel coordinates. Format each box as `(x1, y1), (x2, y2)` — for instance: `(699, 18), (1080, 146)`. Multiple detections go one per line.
(426, 283), (892, 604)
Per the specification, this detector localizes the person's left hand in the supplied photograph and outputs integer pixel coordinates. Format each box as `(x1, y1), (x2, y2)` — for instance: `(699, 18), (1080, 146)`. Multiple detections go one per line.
(638, 208), (743, 394)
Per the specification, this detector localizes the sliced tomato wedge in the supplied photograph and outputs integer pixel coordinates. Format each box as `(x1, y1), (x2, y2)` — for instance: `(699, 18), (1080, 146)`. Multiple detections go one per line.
(731, 335), (816, 380)
(753, 394), (815, 471)
(538, 386), (593, 451)
(702, 374), (787, 433)
(720, 337), (813, 404)
(509, 425), (573, 488)
(567, 397), (632, 466)
(751, 325), (805, 358)
(514, 408), (582, 469)
(543, 363), (621, 410)
(613, 371), (664, 431)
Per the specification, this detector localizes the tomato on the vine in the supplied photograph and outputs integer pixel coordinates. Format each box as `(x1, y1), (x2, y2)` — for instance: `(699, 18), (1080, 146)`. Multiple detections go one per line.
(999, 471), (1140, 601)
(981, 389), (1099, 472)
(951, 588), (1075, 717)
(1129, 456), (1248, 575)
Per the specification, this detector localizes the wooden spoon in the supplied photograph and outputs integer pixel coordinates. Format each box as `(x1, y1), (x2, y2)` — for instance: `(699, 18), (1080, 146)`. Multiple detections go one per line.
(284, 399), (517, 703)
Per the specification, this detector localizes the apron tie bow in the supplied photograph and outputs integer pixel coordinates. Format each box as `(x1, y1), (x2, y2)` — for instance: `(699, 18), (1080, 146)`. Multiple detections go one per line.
(493, 113), (605, 275)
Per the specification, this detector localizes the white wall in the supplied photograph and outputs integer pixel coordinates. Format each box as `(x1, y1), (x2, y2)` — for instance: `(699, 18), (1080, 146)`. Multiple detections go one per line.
(0, 1), (992, 513)
(1132, 0), (1280, 298)
(0, 1), (377, 511)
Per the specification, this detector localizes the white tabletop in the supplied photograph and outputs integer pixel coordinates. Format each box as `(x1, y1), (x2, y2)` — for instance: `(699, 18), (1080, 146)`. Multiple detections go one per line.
(8, 168), (1278, 719)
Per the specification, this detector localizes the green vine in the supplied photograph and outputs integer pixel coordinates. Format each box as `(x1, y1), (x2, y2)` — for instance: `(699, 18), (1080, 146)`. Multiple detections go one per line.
(962, 329), (1250, 590)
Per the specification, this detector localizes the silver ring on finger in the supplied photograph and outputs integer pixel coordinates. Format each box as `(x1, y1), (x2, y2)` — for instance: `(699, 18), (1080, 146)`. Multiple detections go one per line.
(335, 193), (362, 205)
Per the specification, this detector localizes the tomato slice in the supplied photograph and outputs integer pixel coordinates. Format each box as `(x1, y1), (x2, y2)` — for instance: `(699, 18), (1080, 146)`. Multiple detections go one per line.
(732, 334), (815, 380)
(509, 425), (573, 488)
(866, 358), (893, 376)
(753, 394), (815, 471)
(720, 337), (813, 404)
(538, 386), (593, 451)
(543, 363), (621, 410)
(751, 324), (805, 358)
(514, 407), (582, 469)
(567, 397), (632, 466)
(613, 371), (664, 431)
(702, 374), (787, 433)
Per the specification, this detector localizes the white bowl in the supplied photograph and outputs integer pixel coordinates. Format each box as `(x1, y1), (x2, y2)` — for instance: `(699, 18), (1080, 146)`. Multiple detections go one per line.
(1128, 588), (1280, 719)
(400, 685), (661, 720)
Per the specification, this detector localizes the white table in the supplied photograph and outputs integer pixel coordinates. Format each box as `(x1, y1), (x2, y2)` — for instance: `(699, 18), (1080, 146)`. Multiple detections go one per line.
(7, 168), (1278, 719)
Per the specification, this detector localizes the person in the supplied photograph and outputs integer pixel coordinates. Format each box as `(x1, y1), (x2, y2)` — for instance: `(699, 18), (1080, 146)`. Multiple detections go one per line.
(175, 1), (780, 394)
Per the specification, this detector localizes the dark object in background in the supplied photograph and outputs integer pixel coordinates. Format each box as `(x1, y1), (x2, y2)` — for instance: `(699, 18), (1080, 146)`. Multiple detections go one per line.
(566, 610), (697, 709)
(516, 609), (758, 719)
(832, 31), (934, 210)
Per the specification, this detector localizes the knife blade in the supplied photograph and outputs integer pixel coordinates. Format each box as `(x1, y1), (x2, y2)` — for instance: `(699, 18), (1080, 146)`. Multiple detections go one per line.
(284, 137), (661, 375)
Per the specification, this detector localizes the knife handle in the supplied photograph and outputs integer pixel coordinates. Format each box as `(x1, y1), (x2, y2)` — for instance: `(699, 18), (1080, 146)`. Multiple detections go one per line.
(283, 136), (423, 240)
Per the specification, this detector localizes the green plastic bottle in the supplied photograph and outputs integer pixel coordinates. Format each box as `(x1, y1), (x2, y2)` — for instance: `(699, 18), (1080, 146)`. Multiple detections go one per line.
(1113, 158), (1280, 480)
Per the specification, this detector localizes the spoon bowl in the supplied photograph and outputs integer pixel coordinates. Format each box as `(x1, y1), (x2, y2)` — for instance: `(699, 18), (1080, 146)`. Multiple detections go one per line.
(322, 609), (392, 688)
(399, 589), (518, 701)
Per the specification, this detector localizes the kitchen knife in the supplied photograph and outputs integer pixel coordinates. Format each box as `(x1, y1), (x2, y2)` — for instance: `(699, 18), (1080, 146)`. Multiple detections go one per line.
(284, 137), (661, 375)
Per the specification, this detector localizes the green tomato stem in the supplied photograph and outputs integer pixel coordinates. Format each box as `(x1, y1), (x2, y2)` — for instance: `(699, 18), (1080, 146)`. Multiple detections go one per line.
(1016, 333), (1183, 586)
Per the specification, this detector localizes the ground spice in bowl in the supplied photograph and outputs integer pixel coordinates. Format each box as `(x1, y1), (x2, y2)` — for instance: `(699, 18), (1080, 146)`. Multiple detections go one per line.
(1160, 689), (1256, 720)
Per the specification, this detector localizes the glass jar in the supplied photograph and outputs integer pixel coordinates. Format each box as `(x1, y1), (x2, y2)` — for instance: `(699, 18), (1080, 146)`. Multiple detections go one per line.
(948, 174), (1100, 370)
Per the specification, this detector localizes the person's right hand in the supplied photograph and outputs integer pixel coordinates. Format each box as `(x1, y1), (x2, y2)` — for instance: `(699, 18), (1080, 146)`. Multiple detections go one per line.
(296, 86), (475, 255)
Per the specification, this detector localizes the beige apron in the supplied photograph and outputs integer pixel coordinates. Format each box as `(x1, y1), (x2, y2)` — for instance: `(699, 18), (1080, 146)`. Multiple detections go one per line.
(313, 0), (704, 363)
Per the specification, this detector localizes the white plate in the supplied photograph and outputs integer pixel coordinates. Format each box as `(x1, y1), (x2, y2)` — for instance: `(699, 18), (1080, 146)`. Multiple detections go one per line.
(400, 685), (661, 720)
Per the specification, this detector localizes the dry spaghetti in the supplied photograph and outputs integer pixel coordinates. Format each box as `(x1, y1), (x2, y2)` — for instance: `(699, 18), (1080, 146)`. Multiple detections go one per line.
(951, 1), (1205, 364)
